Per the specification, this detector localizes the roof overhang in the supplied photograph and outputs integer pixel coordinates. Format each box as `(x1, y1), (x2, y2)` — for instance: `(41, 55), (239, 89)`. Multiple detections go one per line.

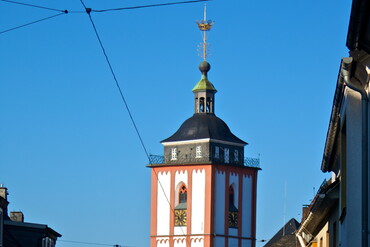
(346, 0), (370, 53)
(297, 180), (339, 236)
(162, 138), (246, 147)
(321, 61), (345, 172)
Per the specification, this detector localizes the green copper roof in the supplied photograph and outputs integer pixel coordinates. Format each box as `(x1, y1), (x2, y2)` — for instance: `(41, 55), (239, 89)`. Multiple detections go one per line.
(192, 75), (217, 92)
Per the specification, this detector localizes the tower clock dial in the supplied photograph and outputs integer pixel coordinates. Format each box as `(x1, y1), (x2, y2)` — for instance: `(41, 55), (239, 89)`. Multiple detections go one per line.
(228, 211), (238, 228)
(174, 209), (187, 226)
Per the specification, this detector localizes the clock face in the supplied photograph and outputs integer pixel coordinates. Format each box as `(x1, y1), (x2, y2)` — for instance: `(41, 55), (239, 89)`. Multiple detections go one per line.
(175, 209), (187, 226)
(228, 211), (238, 228)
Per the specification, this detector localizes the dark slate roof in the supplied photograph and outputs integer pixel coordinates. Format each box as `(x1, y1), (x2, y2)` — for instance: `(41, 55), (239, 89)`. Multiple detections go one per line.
(264, 218), (300, 247)
(301, 179), (339, 236)
(346, 0), (370, 53)
(161, 113), (247, 145)
(4, 220), (61, 247)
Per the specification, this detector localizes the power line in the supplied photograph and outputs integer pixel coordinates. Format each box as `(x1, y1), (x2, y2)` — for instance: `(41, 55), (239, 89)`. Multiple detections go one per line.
(78, 2), (150, 161)
(0, 0), (67, 12)
(59, 239), (125, 246)
(0, 0), (211, 35)
(2, 0), (211, 244)
(92, 0), (210, 13)
(0, 0), (210, 13)
(78, 0), (195, 245)
(0, 12), (67, 35)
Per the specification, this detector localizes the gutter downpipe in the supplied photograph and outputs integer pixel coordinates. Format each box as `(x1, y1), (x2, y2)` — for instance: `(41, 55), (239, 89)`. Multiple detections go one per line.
(341, 57), (368, 247)
(297, 234), (306, 247)
(296, 212), (313, 247)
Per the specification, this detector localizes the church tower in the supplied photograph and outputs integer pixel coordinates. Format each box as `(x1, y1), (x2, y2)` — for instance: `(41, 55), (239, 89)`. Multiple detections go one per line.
(149, 8), (260, 247)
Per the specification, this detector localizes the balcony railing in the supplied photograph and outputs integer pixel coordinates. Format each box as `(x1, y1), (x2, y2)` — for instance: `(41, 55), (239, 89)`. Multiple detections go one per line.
(148, 154), (260, 168)
(244, 157), (260, 168)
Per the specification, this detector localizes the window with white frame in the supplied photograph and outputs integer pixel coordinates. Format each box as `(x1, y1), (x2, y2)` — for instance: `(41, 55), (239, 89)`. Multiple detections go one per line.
(171, 148), (177, 160)
(225, 148), (229, 163)
(215, 146), (219, 158)
(42, 237), (55, 247)
(196, 145), (202, 158)
(234, 150), (239, 162)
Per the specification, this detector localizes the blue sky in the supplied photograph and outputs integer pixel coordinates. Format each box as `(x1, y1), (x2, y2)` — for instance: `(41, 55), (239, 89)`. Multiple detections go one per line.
(0, 0), (352, 246)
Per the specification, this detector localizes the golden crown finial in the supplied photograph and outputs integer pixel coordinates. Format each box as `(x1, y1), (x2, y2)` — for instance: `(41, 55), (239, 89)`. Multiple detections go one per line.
(196, 4), (214, 61)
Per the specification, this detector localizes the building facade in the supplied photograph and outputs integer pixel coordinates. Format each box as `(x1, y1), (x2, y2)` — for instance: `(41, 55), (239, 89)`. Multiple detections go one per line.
(0, 187), (61, 247)
(315, 0), (370, 247)
(296, 178), (339, 247)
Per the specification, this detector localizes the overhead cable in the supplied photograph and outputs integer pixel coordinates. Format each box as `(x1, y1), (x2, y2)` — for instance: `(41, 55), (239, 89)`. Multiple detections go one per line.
(59, 239), (125, 246)
(79, 0), (151, 162)
(78, 0), (196, 244)
(0, 12), (66, 35)
(0, 0), (67, 12)
(92, 0), (210, 13)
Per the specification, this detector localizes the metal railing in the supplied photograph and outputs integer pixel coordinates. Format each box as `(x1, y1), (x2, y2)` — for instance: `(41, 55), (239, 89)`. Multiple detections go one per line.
(244, 157), (260, 168)
(148, 154), (260, 168)
(148, 154), (165, 164)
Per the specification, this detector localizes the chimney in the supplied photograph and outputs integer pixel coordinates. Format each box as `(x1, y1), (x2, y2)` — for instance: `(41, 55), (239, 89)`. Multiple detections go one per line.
(0, 187), (8, 200)
(302, 205), (310, 222)
(10, 211), (24, 222)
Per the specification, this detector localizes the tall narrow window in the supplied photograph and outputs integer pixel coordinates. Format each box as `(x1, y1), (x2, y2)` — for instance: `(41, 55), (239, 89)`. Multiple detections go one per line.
(224, 148), (229, 163)
(234, 150), (239, 162)
(175, 184), (187, 226)
(199, 97), (205, 112)
(228, 185), (238, 228)
(179, 185), (187, 203)
(196, 145), (202, 158)
(206, 97), (211, 112)
(229, 186), (235, 206)
(215, 146), (220, 159)
(171, 148), (177, 160)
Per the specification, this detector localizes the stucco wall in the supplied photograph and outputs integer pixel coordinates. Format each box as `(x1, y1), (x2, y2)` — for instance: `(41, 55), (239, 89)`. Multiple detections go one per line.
(192, 169), (206, 234)
(157, 171), (171, 236)
(242, 174), (252, 237)
(214, 170), (226, 234)
(342, 90), (362, 247)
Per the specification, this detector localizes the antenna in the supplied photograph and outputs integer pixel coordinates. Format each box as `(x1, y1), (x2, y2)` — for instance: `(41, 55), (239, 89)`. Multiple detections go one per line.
(196, 3), (214, 60)
(283, 180), (287, 236)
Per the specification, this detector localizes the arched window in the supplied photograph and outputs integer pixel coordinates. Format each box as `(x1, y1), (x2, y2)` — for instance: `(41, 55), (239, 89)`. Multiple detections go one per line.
(206, 97), (211, 112)
(229, 186), (235, 206)
(199, 97), (205, 112)
(228, 185), (238, 228)
(179, 185), (187, 204)
(175, 184), (187, 226)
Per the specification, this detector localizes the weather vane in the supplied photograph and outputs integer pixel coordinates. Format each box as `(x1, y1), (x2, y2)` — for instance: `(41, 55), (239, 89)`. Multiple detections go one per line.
(196, 4), (214, 61)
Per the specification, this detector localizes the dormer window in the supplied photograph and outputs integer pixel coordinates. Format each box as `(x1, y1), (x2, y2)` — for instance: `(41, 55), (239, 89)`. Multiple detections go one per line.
(196, 145), (202, 158)
(215, 146), (220, 158)
(234, 150), (239, 162)
(225, 148), (229, 163)
(171, 148), (177, 160)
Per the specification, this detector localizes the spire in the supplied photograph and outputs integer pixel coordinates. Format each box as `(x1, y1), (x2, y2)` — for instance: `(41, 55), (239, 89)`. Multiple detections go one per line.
(193, 5), (216, 114)
(196, 4), (214, 61)
(192, 5), (217, 115)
